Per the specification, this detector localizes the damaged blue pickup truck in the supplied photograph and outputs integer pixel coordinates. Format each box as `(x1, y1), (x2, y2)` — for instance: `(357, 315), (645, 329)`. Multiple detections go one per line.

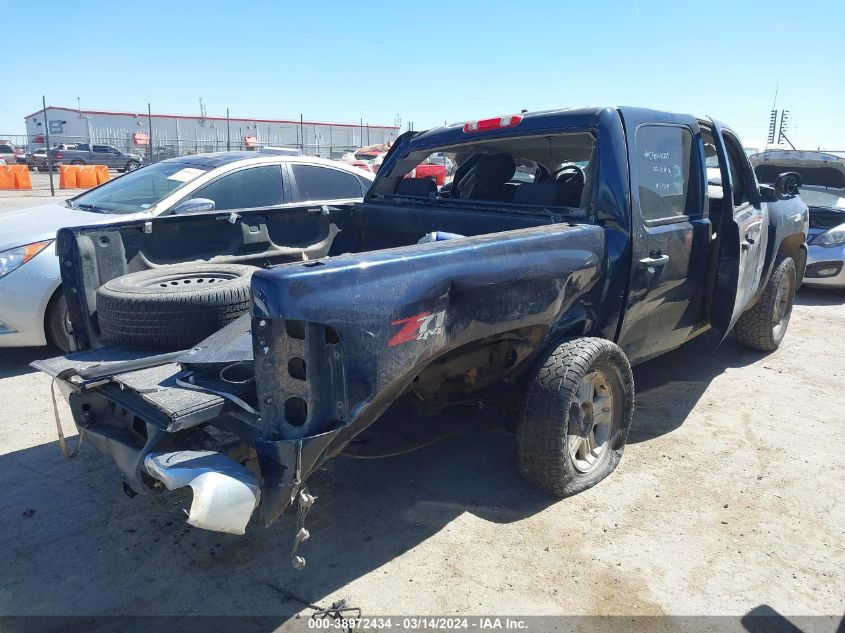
(35, 107), (808, 546)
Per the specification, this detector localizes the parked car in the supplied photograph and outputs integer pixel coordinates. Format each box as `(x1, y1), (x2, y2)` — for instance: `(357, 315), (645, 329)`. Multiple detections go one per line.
(427, 152), (455, 175)
(34, 107), (806, 542)
(410, 158), (448, 185)
(751, 150), (845, 288)
(342, 159), (375, 174)
(25, 147), (49, 171)
(0, 141), (23, 165)
(0, 152), (374, 351)
(341, 145), (388, 173)
(49, 144), (144, 172)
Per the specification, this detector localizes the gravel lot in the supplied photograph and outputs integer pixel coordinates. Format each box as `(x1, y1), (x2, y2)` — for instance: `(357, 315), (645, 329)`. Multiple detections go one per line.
(0, 287), (842, 625)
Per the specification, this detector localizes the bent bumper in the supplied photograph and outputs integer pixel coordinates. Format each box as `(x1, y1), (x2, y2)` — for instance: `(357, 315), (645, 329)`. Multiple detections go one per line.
(145, 451), (260, 535)
(46, 370), (341, 534)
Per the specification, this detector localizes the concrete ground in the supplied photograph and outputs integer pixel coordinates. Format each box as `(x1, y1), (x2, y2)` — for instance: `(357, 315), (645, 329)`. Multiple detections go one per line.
(0, 290), (842, 624)
(0, 191), (68, 213)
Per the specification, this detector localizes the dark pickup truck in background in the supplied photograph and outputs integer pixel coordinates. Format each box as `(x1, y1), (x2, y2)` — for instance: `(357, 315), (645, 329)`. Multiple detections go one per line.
(35, 107), (807, 549)
(49, 143), (143, 172)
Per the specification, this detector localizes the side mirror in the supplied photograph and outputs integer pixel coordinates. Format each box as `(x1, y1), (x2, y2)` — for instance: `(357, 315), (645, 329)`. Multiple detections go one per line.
(171, 198), (215, 214)
(774, 171), (801, 198)
(759, 172), (802, 203)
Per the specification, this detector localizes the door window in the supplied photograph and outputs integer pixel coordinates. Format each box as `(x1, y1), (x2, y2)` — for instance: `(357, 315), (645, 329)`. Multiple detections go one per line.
(636, 125), (699, 222)
(291, 164), (363, 202)
(192, 165), (284, 210)
(722, 134), (752, 206)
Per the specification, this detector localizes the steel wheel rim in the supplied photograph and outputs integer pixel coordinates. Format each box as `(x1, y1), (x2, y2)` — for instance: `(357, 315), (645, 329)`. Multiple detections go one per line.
(772, 272), (792, 335)
(138, 272), (238, 289)
(567, 369), (614, 474)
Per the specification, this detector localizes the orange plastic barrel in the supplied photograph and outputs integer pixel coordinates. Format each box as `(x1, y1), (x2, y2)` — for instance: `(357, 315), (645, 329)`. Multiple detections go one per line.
(94, 165), (110, 185)
(0, 166), (15, 190)
(12, 165), (32, 190)
(59, 165), (78, 189)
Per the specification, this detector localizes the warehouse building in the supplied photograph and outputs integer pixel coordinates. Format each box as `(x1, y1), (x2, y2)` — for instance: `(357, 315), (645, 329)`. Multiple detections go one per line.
(23, 106), (399, 159)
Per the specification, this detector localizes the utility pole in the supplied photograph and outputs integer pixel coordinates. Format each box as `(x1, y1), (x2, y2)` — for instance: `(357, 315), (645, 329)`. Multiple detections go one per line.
(148, 103), (154, 163)
(226, 108), (231, 151)
(42, 95), (54, 196)
(767, 109), (778, 146)
(300, 114), (305, 154)
(778, 110), (795, 149)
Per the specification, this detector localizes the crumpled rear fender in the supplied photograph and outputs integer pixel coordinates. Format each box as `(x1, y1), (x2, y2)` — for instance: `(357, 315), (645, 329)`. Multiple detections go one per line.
(248, 222), (607, 522)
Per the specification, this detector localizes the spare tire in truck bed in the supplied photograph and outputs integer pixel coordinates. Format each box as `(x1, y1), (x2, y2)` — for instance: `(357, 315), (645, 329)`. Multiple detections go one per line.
(96, 263), (256, 350)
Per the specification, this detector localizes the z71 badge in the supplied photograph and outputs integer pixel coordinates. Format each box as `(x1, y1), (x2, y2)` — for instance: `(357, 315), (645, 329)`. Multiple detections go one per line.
(388, 310), (446, 347)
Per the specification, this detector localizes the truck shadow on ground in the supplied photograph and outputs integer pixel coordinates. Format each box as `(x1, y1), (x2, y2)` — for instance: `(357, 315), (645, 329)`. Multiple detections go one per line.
(0, 345), (55, 379)
(629, 330), (766, 444)
(794, 286), (844, 307)
(0, 331), (771, 620)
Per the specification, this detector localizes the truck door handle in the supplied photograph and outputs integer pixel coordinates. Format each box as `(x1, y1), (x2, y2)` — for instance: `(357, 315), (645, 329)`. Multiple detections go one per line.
(639, 254), (670, 269)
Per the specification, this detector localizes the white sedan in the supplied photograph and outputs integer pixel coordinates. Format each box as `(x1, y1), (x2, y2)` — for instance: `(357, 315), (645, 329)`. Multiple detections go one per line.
(0, 152), (374, 350)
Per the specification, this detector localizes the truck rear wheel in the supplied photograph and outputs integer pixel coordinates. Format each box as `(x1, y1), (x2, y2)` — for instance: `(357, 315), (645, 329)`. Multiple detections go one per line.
(517, 337), (634, 497)
(733, 256), (796, 352)
(96, 264), (256, 350)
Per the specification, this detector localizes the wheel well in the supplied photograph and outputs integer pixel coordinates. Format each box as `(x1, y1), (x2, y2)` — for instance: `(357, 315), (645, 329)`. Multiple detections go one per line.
(777, 233), (807, 275)
(410, 325), (548, 401)
(43, 285), (63, 327)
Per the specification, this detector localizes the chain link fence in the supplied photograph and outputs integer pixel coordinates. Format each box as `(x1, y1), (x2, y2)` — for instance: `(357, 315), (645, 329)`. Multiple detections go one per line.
(3, 110), (398, 195)
(0, 133), (370, 196)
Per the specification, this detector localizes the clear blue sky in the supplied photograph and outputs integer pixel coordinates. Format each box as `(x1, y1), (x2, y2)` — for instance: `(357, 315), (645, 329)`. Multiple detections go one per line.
(2, 0), (843, 149)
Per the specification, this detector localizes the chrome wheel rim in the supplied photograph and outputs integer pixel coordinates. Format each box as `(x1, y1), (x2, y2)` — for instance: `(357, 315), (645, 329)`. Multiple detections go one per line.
(567, 369), (613, 474)
(772, 272), (792, 336)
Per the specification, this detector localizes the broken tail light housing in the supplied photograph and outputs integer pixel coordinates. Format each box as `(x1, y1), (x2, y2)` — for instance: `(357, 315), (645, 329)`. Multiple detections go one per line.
(463, 115), (523, 134)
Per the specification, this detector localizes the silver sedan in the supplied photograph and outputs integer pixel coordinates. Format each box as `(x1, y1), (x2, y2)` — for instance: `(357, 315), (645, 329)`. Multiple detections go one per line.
(751, 150), (845, 289)
(0, 152), (374, 350)
(799, 187), (845, 288)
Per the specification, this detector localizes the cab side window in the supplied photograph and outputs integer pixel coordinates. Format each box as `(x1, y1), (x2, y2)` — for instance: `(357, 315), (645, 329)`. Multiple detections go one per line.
(192, 165), (284, 210)
(636, 125), (700, 222)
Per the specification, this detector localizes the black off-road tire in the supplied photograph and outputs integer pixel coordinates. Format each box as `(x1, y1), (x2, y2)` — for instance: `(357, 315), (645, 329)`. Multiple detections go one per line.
(517, 337), (634, 497)
(733, 256), (796, 352)
(96, 263), (256, 350)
